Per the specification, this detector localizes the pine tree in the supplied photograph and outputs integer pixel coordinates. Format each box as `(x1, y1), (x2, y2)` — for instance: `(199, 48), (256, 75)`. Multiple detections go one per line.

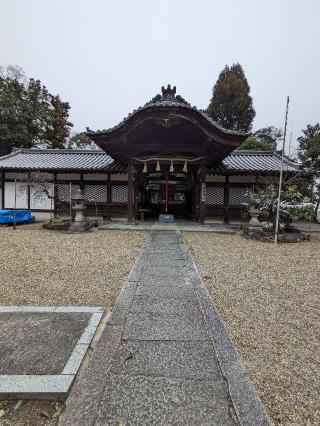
(207, 63), (255, 132)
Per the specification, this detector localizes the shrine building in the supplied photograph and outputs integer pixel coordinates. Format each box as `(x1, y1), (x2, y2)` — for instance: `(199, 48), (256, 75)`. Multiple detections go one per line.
(0, 85), (299, 223)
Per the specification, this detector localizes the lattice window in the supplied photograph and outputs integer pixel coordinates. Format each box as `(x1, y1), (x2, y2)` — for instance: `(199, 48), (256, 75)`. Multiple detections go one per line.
(57, 184), (80, 202)
(84, 185), (108, 203)
(206, 187), (224, 206)
(229, 187), (249, 206)
(111, 184), (128, 204)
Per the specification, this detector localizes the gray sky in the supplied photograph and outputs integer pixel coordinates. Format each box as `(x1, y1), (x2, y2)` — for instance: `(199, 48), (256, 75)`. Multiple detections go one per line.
(1, 0), (320, 153)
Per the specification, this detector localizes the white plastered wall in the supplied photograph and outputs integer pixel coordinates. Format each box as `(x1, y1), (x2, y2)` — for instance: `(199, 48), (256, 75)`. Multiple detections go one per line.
(4, 182), (28, 208)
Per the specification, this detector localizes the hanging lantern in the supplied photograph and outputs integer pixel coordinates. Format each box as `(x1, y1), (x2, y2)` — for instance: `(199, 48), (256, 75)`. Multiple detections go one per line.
(143, 161), (147, 173)
(170, 160), (174, 173)
(183, 160), (188, 173)
(156, 160), (161, 171)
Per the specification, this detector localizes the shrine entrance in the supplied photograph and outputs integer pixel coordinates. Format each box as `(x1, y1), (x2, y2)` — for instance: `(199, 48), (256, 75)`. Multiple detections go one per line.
(88, 85), (247, 224)
(140, 171), (194, 219)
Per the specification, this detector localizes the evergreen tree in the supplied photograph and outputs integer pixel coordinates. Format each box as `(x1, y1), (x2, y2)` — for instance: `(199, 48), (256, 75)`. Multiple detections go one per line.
(297, 123), (320, 220)
(0, 66), (73, 155)
(207, 63), (255, 132)
(44, 95), (73, 149)
(254, 126), (282, 149)
(66, 132), (99, 150)
(297, 123), (320, 171)
(239, 136), (273, 151)
(239, 126), (282, 150)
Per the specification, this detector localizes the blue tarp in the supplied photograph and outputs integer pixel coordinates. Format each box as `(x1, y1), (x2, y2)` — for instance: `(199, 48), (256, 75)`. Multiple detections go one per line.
(0, 209), (33, 224)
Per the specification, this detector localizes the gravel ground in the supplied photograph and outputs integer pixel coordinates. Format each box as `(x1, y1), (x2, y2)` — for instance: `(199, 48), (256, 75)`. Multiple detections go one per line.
(0, 225), (146, 426)
(0, 225), (146, 306)
(183, 232), (320, 426)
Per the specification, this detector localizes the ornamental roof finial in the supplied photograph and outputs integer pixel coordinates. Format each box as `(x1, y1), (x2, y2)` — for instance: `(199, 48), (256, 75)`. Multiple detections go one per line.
(161, 84), (176, 96)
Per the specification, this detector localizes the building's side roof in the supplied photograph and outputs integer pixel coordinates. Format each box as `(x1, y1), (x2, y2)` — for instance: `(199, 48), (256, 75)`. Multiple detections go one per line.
(0, 148), (301, 175)
(0, 149), (125, 172)
(87, 85), (248, 138)
(209, 150), (300, 174)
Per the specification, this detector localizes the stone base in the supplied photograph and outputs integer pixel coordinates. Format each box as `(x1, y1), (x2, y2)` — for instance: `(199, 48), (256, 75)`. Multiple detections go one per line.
(243, 225), (265, 239)
(43, 219), (71, 231)
(243, 226), (309, 243)
(68, 221), (91, 234)
(275, 232), (309, 243)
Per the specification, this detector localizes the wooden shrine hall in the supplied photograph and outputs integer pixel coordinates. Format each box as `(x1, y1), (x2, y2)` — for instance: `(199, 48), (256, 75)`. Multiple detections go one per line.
(0, 85), (299, 224)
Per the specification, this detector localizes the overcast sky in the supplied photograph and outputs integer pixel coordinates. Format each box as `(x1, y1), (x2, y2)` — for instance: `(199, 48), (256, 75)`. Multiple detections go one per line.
(1, 0), (320, 153)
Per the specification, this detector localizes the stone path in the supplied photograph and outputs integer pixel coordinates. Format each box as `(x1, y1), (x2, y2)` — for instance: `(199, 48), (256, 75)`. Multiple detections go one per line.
(61, 231), (270, 426)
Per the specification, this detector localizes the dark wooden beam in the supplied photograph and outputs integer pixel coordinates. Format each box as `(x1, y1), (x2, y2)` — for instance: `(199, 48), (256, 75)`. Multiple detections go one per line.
(127, 160), (134, 224)
(199, 162), (206, 225)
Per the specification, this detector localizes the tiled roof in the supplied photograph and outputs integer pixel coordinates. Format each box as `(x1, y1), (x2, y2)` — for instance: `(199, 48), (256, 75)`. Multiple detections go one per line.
(0, 149), (300, 175)
(209, 150), (300, 174)
(0, 149), (125, 172)
(87, 85), (247, 138)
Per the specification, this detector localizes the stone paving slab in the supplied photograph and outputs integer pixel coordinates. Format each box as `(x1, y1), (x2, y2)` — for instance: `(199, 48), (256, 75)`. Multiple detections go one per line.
(130, 295), (200, 315)
(142, 266), (187, 277)
(95, 375), (236, 426)
(136, 283), (197, 299)
(0, 312), (90, 375)
(123, 311), (209, 341)
(0, 307), (103, 400)
(111, 340), (222, 380)
(61, 231), (271, 425)
(139, 276), (194, 287)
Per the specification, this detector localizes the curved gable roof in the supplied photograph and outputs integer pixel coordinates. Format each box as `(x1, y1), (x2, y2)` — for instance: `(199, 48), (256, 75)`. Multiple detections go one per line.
(88, 85), (247, 138)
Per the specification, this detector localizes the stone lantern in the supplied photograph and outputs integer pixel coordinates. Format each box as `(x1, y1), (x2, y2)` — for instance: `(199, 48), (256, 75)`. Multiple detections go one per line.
(68, 189), (90, 233)
(247, 198), (264, 238)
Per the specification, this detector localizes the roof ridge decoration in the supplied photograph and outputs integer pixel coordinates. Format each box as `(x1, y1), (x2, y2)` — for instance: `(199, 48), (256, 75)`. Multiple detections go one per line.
(145, 84), (191, 107)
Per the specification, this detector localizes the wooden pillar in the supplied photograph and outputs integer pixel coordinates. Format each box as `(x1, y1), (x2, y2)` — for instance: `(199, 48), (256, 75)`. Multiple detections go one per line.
(199, 162), (206, 225)
(53, 172), (58, 219)
(80, 173), (84, 190)
(107, 174), (111, 215)
(127, 160), (134, 224)
(224, 175), (229, 224)
(134, 166), (139, 220)
(1, 171), (5, 209)
(27, 172), (31, 210)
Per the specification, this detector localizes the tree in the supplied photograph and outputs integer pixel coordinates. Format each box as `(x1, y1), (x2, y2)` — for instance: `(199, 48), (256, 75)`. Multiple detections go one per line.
(297, 123), (320, 219)
(207, 63), (255, 132)
(298, 123), (320, 170)
(239, 136), (273, 151)
(44, 95), (73, 149)
(0, 65), (73, 155)
(66, 132), (100, 150)
(239, 126), (282, 150)
(254, 126), (282, 149)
